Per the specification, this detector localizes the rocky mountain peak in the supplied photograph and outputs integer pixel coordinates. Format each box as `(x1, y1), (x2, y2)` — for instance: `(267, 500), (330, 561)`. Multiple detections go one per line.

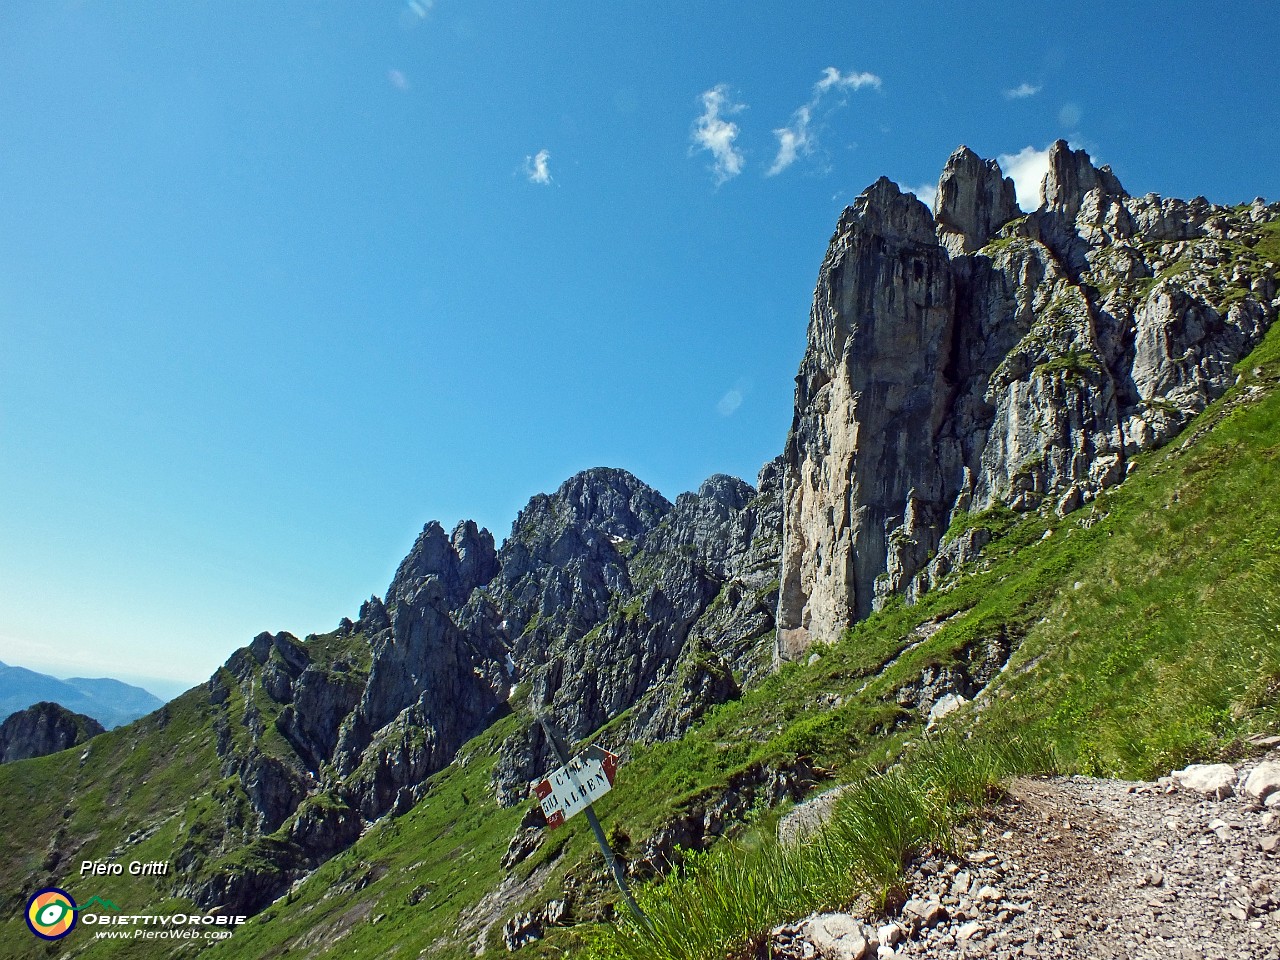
(779, 168), (957, 656)
(387, 518), (498, 611)
(778, 143), (1278, 659)
(547, 467), (673, 539)
(934, 145), (1020, 255)
(451, 520), (499, 595)
(840, 176), (939, 247)
(695, 473), (754, 511)
(1041, 139), (1128, 219)
(0, 701), (103, 763)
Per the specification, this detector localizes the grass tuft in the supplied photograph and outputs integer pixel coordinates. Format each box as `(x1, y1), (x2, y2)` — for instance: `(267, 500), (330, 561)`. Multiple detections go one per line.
(585, 737), (1052, 960)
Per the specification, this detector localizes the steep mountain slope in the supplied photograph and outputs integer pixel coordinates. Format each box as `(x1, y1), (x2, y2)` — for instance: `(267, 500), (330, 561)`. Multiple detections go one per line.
(0, 661), (164, 728)
(0, 467), (784, 955)
(779, 141), (1278, 657)
(211, 318), (1280, 960)
(0, 144), (1276, 959)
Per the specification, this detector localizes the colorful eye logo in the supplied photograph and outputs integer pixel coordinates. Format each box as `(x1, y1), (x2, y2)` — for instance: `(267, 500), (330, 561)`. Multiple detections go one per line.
(26, 887), (78, 940)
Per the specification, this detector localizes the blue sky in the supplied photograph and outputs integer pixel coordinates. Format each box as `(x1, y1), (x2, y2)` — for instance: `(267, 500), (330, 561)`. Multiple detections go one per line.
(2, 2), (1277, 699)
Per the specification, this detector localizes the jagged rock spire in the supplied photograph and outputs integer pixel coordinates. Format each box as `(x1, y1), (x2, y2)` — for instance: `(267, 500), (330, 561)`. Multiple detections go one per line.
(934, 146), (1020, 254)
(778, 175), (956, 659)
(1041, 139), (1127, 218)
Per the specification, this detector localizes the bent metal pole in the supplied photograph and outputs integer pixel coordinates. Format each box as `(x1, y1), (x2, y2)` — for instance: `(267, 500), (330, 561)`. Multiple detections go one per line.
(535, 715), (650, 930)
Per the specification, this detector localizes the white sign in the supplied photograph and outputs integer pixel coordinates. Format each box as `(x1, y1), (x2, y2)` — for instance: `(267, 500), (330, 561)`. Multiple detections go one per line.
(534, 745), (619, 828)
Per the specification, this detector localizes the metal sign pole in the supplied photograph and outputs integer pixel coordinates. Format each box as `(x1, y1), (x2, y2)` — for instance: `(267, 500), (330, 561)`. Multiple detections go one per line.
(536, 715), (650, 930)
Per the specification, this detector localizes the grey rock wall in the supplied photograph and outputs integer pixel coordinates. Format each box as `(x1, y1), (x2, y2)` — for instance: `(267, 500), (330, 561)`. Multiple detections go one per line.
(778, 140), (1279, 658)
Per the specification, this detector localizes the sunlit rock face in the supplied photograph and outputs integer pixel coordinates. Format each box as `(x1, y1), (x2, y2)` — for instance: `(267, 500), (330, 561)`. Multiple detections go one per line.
(777, 141), (1280, 659)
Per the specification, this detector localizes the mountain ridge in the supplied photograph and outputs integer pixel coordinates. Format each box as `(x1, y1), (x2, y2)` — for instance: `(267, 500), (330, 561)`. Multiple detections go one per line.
(0, 141), (1276, 958)
(0, 660), (164, 729)
(778, 139), (1278, 657)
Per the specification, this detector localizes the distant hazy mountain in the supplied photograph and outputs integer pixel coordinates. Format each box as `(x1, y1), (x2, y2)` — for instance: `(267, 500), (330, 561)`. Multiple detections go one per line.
(0, 661), (164, 729)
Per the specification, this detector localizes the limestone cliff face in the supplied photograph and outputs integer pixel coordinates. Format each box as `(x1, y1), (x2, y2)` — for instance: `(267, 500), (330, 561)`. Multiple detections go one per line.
(778, 141), (1280, 658)
(777, 178), (957, 659)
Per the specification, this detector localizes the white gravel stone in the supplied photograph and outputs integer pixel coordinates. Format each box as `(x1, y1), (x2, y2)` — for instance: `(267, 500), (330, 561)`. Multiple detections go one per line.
(876, 923), (903, 946)
(804, 914), (871, 960)
(1172, 763), (1237, 799)
(1244, 761), (1280, 802)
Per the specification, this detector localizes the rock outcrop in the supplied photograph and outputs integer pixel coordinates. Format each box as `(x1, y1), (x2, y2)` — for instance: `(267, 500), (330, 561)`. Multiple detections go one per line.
(778, 140), (1279, 657)
(934, 146), (1020, 256)
(778, 176), (958, 658)
(182, 464), (786, 911)
(489, 464), (783, 803)
(0, 701), (104, 763)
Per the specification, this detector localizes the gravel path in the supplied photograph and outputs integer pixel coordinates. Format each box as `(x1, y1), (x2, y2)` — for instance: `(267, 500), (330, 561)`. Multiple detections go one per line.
(769, 747), (1280, 960)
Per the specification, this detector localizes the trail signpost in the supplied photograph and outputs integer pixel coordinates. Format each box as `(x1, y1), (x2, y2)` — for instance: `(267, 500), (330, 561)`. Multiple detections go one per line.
(534, 744), (619, 828)
(534, 716), (649, 929)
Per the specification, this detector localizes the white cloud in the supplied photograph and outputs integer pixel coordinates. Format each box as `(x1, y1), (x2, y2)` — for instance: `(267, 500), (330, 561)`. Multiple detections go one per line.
(997, 145), (1052, 211)
(525, 149), (552, 185)
(768, 106), (813, 177)
(1058, 102), (1082, 128)
(691, 85), (746, 185)
(907, 182), (937, 211)
(405, 0), (434, 19)
(716, 387), (745, 416)
(388, 69), (410, 91)
(769, 67), (882, 176)
(1004, 82), (1041, 100)
(815, 67), (882, 94)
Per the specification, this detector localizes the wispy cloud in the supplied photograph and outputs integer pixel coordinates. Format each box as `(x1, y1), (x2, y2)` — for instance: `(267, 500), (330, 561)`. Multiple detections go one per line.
(815, 67), (882, 95)
(717, 385), (746, 416)
(1004, 82), (1041, 100)
(907, 182), (937, 211)
(525, 149), (553, 185)
(405, 0), (434, 19)
(1058, 102), (1082, 128)
(998, 145), (1052, 211)
(768, 68), (881, 176)
(388, 69), (410, 91)
(691, 85), (746, 185)
(769, 106), (813, 177)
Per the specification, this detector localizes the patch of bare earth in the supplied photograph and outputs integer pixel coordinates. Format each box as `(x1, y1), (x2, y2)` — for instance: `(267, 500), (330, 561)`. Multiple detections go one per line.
(447, 862), (555, 957)
(771, 748), (1280, 960)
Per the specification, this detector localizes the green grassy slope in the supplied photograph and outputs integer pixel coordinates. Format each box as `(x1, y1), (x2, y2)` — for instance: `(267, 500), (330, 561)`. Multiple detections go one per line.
(5, 324), (1276, 960)
(0, 688), (224, 957)
(196, 323), (1280, 960)
(0, 630), (374, 959)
